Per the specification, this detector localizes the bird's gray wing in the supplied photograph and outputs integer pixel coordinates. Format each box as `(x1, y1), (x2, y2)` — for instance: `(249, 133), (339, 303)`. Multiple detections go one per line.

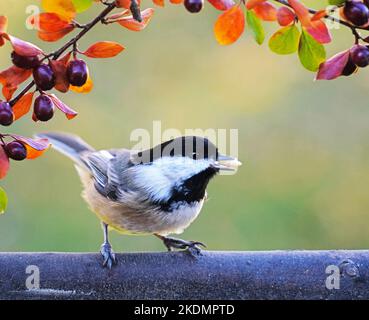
(106, 149), (134, 193)
(80, 148), (133, 199)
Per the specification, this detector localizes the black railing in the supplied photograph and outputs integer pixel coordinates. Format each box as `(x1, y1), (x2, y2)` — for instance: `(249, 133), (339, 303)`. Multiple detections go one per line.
(0, 251), (368, 299)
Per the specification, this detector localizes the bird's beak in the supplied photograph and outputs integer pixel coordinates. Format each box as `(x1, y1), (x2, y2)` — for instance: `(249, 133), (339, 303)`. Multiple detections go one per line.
(213, 154), (242, 171)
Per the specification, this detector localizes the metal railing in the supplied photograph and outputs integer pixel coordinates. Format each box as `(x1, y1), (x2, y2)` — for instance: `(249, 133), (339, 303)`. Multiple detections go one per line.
(0, 250), (368, 299)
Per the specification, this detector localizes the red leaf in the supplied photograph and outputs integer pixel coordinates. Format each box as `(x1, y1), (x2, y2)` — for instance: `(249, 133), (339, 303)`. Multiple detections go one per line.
(277, 7), (295, 26)
(30, 13), (75, 42)
(288, 0), (331, 43)
(0, 15), (8, 47)
(50, 52), (71, 93)
(214, 6), (245, 45)
(12, 92), (34, 120)
(31, 13), (70, 32)
(0, 66), (32, 100)
(288, 0), (310, 25)
(253, 2), (278, 21)
(316, 50), (350, 80)
(38, 25), (75, 42)
(10, 135), (50, 160)
(152, 0), (164, 6)
(82, 41), (125, 58)
(208, 0), (235, 11)
(58, 51), (72, 65)
(117, 8), (155, 31)
(106, 10), (129, 21)
(48, 94), (78, 119)
(305, 20), (331, 44)
(311, 9), (327, 21)
(116, 0), (141, 8)
(246, 0), (266, 9)
(7, 35), (44, 56)
(0, 16), (8, 34)
(0, 146), (9, 179)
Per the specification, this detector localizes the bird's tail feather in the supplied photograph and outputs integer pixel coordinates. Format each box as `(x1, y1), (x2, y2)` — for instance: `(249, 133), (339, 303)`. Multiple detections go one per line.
(36, 132), (95, 166)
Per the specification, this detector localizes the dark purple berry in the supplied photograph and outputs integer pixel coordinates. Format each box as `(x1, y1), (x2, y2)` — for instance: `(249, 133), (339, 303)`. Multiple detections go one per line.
(350, 45), (369, 67)
(344, 1), (369, 26)
(67, 59), (88, 87)
(0, 102), (14, 126)
(11, 51), (40, 70)
(33, 64), (55, 91)
(342, 57), (357, 76)
(184, 0), (203, 13)
(5, 141), (27, 161)
(34, 95), (54, 122)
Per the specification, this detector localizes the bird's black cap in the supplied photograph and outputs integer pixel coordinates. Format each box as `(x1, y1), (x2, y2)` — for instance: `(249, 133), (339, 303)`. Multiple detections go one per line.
(133, 136), (218, 164)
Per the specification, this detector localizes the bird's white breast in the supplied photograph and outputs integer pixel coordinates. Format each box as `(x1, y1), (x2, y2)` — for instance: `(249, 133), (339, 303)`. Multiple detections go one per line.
(156, 200), (205, 236)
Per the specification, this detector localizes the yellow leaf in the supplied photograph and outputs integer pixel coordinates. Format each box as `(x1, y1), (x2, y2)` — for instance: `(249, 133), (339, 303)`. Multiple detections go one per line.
(41, 0), (76, 22)
(70, 74), (93, 93)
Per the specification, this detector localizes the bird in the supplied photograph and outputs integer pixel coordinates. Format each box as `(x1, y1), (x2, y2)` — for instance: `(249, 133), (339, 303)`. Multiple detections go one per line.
(37, 133), (242, 268)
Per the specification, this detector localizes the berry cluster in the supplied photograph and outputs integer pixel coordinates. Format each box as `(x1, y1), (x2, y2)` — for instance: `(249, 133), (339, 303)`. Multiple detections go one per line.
(0, 1), (141, 185)
(9, 51), (88, 124)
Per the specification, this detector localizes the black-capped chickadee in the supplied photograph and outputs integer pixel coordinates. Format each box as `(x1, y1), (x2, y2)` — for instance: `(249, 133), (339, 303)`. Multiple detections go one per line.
(37, 133), (242, 268)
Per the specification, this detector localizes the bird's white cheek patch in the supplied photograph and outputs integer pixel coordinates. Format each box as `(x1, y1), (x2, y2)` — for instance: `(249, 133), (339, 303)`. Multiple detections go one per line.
(130, 157), (211, 203)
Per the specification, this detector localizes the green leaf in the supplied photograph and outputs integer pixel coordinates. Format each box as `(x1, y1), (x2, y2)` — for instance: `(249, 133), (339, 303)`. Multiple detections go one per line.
(298, 29), (326, 71)
(0, 187), (8, 215)
(268, 25), (300, 55)
(72, 0), (93, 13)
(328, 0), (346, 5)
(246, 10), (265, 45)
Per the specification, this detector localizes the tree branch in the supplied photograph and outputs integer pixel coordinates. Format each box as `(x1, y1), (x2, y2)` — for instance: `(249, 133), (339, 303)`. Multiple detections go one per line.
(9, 1), (117, 107)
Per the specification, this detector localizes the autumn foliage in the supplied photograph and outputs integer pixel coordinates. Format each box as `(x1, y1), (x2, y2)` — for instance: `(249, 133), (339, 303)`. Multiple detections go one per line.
(0, 0), (154, 184)
(0, 0), (369, 205)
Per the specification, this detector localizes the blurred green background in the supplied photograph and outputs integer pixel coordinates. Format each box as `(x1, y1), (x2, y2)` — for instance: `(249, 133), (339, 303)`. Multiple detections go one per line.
(1, 0), (369, 252)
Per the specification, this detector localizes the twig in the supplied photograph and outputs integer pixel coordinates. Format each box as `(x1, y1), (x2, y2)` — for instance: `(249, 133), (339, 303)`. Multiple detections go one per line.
(9, 2), (117, 107)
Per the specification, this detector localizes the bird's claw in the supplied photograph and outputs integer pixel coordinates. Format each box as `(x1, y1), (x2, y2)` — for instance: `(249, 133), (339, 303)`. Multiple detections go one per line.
(100, 242), (117, 269)
(163, 237), (206, 255)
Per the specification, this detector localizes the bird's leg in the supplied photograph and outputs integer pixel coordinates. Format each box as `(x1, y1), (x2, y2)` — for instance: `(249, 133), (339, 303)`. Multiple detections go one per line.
(100, 222), (117, 269)
(154, 234), (206, 255)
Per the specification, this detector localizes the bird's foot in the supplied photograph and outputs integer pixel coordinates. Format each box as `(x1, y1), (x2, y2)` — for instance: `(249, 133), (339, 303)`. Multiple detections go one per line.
(100, 242), (117, 269)
(162, 236), (207, 256)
